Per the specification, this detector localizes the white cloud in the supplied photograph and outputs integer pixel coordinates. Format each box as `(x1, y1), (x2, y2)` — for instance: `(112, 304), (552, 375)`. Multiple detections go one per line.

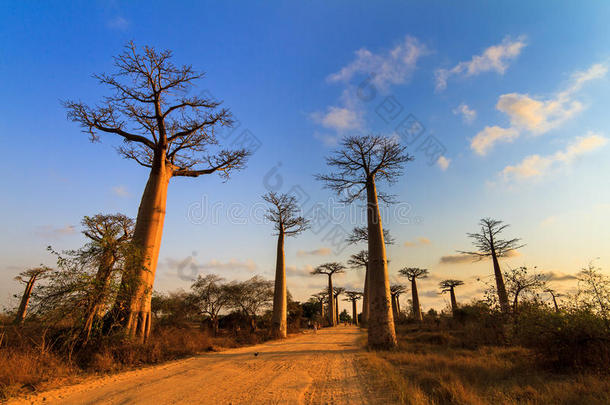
(107, 16), (129, 30)
(35, 225), (77, 238)
(473, 62), (607, 155)
(404, 237), (431, 247)
(437, 156), (451, 171)
(286, 265), (315, 277)
(453, 103), (476, 123)
(327, 35), (428, 90)
(471, 126), (520, 156)
(435, 36), (526, 91)
(112, 185), (131, 197)
(310, 106), (362, 132)
(297, 247), (332, 257)
(501, 132), (607, 181)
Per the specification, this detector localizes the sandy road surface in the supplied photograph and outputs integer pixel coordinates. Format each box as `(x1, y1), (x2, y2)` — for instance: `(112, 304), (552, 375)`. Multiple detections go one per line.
(8, 326), (388, 405)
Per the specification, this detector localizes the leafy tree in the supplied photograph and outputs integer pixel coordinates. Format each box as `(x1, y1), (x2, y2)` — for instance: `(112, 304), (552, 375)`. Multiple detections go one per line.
(399, 268), (429, 322)
(191, 274), (230, 335)
(505, 266), (546, 313)
(439, 279), (464, 315)
(64, 43), (251, 340)
(317, 135), (412, 349)
(576, 263), (610, 327)
(459, 218), (524, 314)
(225, 276), (274, 332)
(263, 192), (309, 338)
(311, 263), (346, 326)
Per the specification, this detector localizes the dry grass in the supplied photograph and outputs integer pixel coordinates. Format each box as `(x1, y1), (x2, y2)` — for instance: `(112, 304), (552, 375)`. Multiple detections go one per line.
(362, 327), (610, 405)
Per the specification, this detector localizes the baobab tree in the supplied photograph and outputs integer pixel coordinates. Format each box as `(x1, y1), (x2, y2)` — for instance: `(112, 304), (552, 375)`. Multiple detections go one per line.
(399, 267), (429, 322)
(344, 291), (362, 325)
(317, 135), (412, 349)
(191, 274), (230, 335)
(311, 263), (346, 326)
(346, 227), (394, 327)
(13, 266), (50, 325)
(263, 192), (309, 338)
(459, 218), (523, 314)
(545, 288), (562, 313)
(312, 292), (327, 321)
(389, 284), (406, 320)
(439, 279), (464, 315)
(333, 287), (346, 322)
(64, 43), (251, 340)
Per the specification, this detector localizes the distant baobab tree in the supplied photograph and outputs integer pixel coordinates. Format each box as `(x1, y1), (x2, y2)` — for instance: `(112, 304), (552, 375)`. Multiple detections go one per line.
(312, 292), (327, 320)
(263, 192), (309, 338)
(439, 279), (464, 315)
(346, 227), (394, 327)
(333, 287), (346, 322)
(64, 43), (251, 340)
(13, 266), (50, 325)
(459, 218), (524, 314)
(317, 135), (412, 349)
(311, 263), (346, 326)
(389, 284), (406, 320)
(545, 288), (562, 313)
(399, 268), (429, 322)
(344, 291), (362, 325)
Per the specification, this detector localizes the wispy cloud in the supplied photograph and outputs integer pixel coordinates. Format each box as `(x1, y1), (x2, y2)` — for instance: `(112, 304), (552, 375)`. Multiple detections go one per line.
(453, 103), (477, 123)
(437, 156), (451, 171)
(404, 237), (431, 247)
(439, 253), (473, 264)
(297, 247), (332, 257)
(435, 36), (526, 91)
(472, 62), (607, 155)
(501, 132), (607, 182)
(35, 225), (77, 238)
(310, 106), (363, 132)
(112, 185), (131, 197)
(107, 16), (129, 30)
(286, 265), (315, 277)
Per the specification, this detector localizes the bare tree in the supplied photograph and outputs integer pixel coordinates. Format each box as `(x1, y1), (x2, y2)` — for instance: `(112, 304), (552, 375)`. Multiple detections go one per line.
(545, 288), (563, 313)
(64, 43), (251, 340)
(344, 291), (362, 326)
(226, 276), (274, 332)
(346, 227), (394, 327)
(389, 284), (406, 320)
(505, 266), (546, 313)
(576, 263), (609, 326)
(191, 274), (230, 335)
(399, 268), (429, 322)
(311, 263), (346, 327)
(13, 267), (50, 325)
(333, 287), (346, 322)
(317, 135), (412, 349)
(439, 279), (464, 315)
(459, 218), (524, 314)
(263, 192), (309, 338)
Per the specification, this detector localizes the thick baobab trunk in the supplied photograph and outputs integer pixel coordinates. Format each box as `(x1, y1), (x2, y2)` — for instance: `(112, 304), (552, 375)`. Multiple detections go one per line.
(320, 299), (325, 319)
(391, 294), (399, 320)
(361, 264), (369, 326)
(13, 275), (38, 325)
(117, 157), (172, 341)
(335, 296), (339, 323)
(411, 279), (422, 322)
(352, 299), (358, 326)
(396, 295), (401, 316)
(82, 252), (116, 342)
(449, 287), (458, 315)
(271, 229), (287, 338)
(366, 178), (397, 349)
(491, 249), (510, 313)
(327, 275), (336, 326)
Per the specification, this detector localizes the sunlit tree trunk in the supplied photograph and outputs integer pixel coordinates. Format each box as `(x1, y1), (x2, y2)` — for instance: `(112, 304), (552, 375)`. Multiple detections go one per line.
(82, 252), (116, 342)
(13, 275), (38, 325)
(391, 294), (399, 320)
(366, 178), (397, 349)
(450, 287), (458, 315)
(335, 297), (339, 323)
(328, 275), (336, 326)
(118, 154), (172, 342)
(490, 241), (510, 313)
(396, 295), (401, 316)
(411, 279), (422, 322)
(271, 228), (287, 338)
(352, 299), (358, 326)
(361, 264), (369, 326)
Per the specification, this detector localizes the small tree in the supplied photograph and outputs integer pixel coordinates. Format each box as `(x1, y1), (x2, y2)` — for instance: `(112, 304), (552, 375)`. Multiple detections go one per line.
(389, 284), (406, 320)
(263, 192), (309, 338)
(399, 268), (429, 322)
(576, 263), (609, 327)
(13, 266), (50, 325)
(439, 279), (464, 315)
(64, 43), (251, 340)
(191, 274), (229, 335)
(344, 291), (362, 325)
(545, 288), (563, 313)
(504, 266), (546, 313)
(317, 135), (412, 349)
(311, 263), (346, 326)
(226, 276), (274, 332)
(459, 218), (524, 314)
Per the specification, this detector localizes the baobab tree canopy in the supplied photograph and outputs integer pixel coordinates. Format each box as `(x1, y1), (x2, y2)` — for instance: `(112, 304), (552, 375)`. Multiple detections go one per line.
(459, 218), (525, 260)
(399, 267), (429, 281)
(439, 279), (464, 292)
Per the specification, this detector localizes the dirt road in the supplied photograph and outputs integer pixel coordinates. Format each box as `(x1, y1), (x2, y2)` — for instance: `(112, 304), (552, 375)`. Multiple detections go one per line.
(9, 326), (388, 405)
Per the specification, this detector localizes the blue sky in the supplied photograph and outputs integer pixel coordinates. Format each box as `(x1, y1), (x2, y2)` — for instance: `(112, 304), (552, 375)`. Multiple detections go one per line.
(1, 1), (609, 313)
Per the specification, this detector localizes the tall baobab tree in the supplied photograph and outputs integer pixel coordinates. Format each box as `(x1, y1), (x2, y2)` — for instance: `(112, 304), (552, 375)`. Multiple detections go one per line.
(333, 287), (346, 322)
(317, 135), (412, 349)
(459, 218), (524, 314)
(344, 291), (362, 325)
(311, 263), (346, 326)
(263, 192), (309, 338)
(390, 284), (406, 320)
(64, 43), (251, 340)
(13, 266), (50, 325)
(346, 227), (394, 327)
(439, 279), (464, 315)
(399, 268), (429, 322)
(312, 292), (327, 320)
(80, 214), (134, 342)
